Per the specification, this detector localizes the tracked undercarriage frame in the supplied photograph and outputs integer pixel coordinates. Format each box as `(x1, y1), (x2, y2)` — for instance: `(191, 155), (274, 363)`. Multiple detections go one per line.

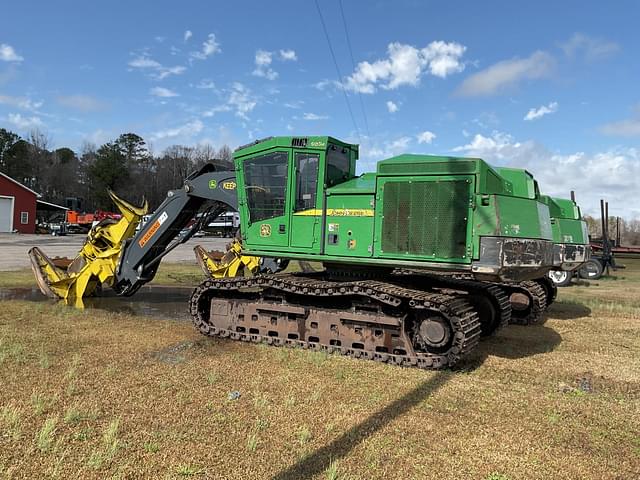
(190, 274), (486, 369)
(404, 270), (552, 327)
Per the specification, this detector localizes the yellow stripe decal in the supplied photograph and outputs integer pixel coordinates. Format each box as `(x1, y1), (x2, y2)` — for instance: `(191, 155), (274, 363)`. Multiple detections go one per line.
(293, 208), (374, 217)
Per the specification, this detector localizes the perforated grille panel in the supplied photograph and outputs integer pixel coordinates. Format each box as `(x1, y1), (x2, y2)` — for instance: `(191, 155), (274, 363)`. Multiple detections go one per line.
(381, 179), (470, 259)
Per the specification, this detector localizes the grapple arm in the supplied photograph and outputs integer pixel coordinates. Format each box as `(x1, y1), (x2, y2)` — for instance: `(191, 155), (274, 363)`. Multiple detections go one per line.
(113, 166), (238, 296)
(30, 163), (239, 301)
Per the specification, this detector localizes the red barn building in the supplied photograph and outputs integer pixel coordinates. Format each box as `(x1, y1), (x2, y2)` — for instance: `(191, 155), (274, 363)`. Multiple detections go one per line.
(0, 172), (38, 233)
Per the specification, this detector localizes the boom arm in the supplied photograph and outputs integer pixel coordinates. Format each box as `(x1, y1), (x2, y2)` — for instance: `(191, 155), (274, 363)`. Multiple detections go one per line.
(113, 164), (238, 296)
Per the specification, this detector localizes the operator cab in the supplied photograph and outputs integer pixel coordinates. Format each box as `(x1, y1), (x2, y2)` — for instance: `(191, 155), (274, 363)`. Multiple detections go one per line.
(234, 136), (358, 253)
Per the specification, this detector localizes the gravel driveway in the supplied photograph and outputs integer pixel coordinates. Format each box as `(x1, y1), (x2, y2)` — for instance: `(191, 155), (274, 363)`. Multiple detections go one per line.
(0, 233), (230, 270)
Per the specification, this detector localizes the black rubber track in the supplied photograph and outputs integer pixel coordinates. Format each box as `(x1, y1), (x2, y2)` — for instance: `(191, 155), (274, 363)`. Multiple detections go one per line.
(533, 276), (557, 308)
(392, 272), (512, 337)
(189, 274), (482, 370)
(506, 280), (548, 325)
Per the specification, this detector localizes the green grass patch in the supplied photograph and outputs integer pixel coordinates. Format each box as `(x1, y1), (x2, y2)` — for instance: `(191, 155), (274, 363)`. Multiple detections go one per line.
(175, 464), (204, 476)
(31, 393), (55, 416)
(1, 405), (22, 440)
(36, 415), (58, 452)
(87, 418), (121, 469)
(0, 268), (35, 288)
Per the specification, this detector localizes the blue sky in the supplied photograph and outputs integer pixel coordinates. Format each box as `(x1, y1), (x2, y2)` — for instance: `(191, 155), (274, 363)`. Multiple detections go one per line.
(1, 0), (639, 217)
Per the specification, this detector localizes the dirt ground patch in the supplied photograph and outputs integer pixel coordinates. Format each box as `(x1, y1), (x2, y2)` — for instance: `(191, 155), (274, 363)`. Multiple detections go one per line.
(1, 261), (639, 479)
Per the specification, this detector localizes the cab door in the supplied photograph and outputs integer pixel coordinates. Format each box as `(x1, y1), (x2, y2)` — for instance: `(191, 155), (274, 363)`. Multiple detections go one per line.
(288, 150), (321, 251)
(241, 150), (291, 249)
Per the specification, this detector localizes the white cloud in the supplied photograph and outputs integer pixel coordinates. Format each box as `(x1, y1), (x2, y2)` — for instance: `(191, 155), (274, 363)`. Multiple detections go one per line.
(386, 101), (399, 113)
(358, 136), (412, 170)
(561, 33), (619, 62)
(252, 50), (277, 80)
(227, 82), (256, 119)
(202, 105), (231, 117)
(190, 33), (221, 60)
(302, 112), (329, 120)
(345, 41), (466, 94)
(0, 94), (43, 111)
(128, 55), (186, 80)
(0, 43), (23, 62)
(279, 49), (297, 61)
(283, 101), (303, 109)
(254, 51), (271, 66)
(195, 79), (216, 90)
(184, 30), (193, 42)
(150, 87), (179, 98)
(457, 51), (555, 96)
(85, 129), (110, 145)
(453, 131), (520, 156)
(524, 101), (558, 121)
(313, 79), (333, 90)
(423, 41), (467, 78)
(155, 66), (186, 80)
(57, 94), (106, 112)
(472, 112), (500, 129)
(201, 35), (220, 56)
(6, 113), (43, 129)
(151, 119), (204, 140)
(128, 56), (161, 69)
(252, 48), (298, 79)
(388, 137), (411, 151)
(201, 83), (257, 119)
(452, 130), (640, 219)
(417, 131), (436, 144)
(600, 118), (640, 137)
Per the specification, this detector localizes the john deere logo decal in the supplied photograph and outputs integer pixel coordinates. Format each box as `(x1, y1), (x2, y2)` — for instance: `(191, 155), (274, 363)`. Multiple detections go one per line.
(208, 180), (217, 189)
(260, 224), (271, 237)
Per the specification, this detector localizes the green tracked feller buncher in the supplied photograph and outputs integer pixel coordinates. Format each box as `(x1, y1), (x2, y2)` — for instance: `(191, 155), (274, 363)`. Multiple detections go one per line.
(538, 195), (591, 287)
(493, 167), (590, 308)
(31, 136), (561, 370)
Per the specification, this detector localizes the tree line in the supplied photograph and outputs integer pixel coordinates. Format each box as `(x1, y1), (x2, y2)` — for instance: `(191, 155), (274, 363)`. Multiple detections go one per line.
(583, 215), (640, 246)
(0, 128), (233, 212)
(1, 126), (639, 245)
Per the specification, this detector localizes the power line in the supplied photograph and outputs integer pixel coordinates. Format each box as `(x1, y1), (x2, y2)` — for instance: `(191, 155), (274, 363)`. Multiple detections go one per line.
(313, 0), (361, 144)
(338, 0), (370, 139)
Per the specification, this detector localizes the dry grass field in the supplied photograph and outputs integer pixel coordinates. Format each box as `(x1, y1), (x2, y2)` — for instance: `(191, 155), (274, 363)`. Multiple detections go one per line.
(1, 260), (639, 479)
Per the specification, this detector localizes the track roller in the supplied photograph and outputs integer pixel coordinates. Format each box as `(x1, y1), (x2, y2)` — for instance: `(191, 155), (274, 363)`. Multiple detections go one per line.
(504, 280), (548, 325)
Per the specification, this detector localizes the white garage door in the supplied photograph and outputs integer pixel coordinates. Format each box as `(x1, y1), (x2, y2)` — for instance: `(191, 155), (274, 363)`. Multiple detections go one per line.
(0, 196), (14, 232)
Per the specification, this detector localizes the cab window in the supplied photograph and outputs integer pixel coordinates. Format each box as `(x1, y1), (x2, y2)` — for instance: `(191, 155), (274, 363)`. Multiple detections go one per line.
(244, 151), (288, 222)
(326, 145), (351, 188)
(294, 153), (319, 212)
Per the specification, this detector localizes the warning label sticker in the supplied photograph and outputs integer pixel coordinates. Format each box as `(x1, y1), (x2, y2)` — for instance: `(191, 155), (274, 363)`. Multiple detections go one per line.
(138, 211), (168, 247)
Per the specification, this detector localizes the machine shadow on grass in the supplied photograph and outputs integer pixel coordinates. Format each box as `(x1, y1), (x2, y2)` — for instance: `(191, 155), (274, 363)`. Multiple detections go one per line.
(271, 320), (565, 479)
(547, 301), (592, 320)
(272, 372), (451, 480)
(470, 324), (562, 363)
